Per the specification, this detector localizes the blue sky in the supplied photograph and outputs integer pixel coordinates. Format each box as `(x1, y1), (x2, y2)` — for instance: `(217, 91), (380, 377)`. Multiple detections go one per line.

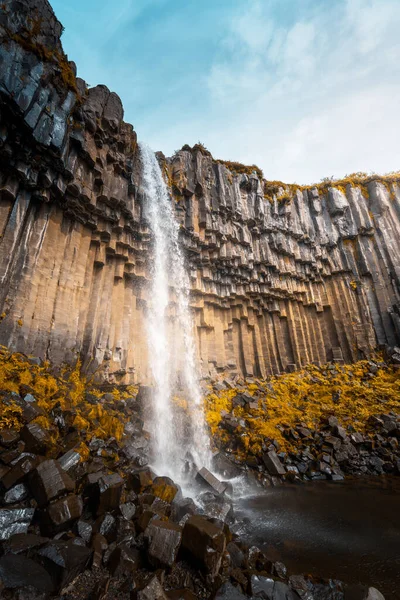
(52, 0), (400, 184)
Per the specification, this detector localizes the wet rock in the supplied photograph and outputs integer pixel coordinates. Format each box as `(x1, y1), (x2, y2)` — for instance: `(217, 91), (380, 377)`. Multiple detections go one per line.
(58, 449), (81, 474)
(4, 483), (29, 504)
(364, 588), (385, 600)
(0, 554), (55, 593)
(108, 544), (141, 576)
(137, 575), (168, 600)
(93, 512), (117, 543)
(90, 532), (108, 569)
(170, 496), (197, 523)
(262, 450), (286, 476)
(128, 468), (154, 493)
(29, 459), (75, 507)
(76, 519), (93, 544)
(151, 476), (180, 502)
(273, 581), (299, 599)
(41, 494), (83, 535)
(198, 491), (234, 523)
(181, 514), (226, 578)
(250, 574), (275, 599)
(0, 430), (20, 447)
(3, 532), (49, 554)
(20, 423), (51, 454)
(289, 575), (313, 600)
(1, 454), (40, 490)
(214, 581), (247, 599)
(273, 561), (287, 579)
(120, 501), (136, 521)
(0, 508), (35, 540)
(95, 472), (124, 515)
(37, 539), (93, 588)
(212, 453), (242, 479)
(195, 467), (228, 495)
(145, 519), (182, 567)
(227, 541), (245, 568)
(166, 590), (197, 600)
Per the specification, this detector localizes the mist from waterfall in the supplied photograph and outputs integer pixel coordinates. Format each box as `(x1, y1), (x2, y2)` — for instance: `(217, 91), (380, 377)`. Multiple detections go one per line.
(139, 142), (211, 485)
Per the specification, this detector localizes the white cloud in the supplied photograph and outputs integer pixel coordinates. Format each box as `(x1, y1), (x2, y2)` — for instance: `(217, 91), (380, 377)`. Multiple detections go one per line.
(203, 0), (400, 183)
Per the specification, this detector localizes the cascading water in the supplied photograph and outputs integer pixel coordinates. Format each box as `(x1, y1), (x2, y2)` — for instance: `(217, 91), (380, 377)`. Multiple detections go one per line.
(139, 142), (211, 485)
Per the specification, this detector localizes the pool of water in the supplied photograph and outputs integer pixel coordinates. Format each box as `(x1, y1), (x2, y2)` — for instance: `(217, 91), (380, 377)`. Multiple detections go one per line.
(233, 477), (400, 599)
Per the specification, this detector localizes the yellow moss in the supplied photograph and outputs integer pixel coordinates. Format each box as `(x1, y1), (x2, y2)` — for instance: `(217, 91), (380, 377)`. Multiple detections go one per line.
(76, 441), (90, 462)
(206, 355), (400, 457)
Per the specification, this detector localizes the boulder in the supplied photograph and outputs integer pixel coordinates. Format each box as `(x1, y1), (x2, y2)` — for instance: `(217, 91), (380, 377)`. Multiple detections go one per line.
(195, 467), (228, 495)
(214, 581), (247, 599)
(262, 450), (286, 476)
(41, 494), (83, 535)
(108, 544), (141, 575)
(170, 497), (197, 523)
(0, 554), (55, 593)
(3, 533), (49, 555)
(37, 539), (93, 588)
(364, 588), (385, 600)
(4, 483), (29, 504)
(212, 453), (242, 479)
(181, 515), (226, 578)
(20, 423), (51, 453)
(1, 454), (40, 490)
(29, 459), (75, 507)
(0, 508), (35, 540)
(250, 575), (275, 599)
(151, 476), (180, 502)
(145, 519), (182, 567)
(128, 468), (154, 493)
(90, 532), (108, 569)
(58, 449), (81, 474)
(96, 472), (124, 515)
(137, 575), (168, 600)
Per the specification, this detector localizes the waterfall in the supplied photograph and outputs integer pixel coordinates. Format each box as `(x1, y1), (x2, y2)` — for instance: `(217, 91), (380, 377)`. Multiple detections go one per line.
(139, 142), (210, 485)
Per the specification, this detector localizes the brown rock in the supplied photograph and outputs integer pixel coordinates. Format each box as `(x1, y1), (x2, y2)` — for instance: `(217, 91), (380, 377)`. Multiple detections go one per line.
(20, 423), (51, 454)
(29, 459), (75, 507)
(181, 515), (226, 578)
(41, 494), (83, 535)
(145, 519), (182, 567)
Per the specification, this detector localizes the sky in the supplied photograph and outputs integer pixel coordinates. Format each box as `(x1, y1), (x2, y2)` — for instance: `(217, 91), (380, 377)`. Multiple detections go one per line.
(51, 0), (400, 184)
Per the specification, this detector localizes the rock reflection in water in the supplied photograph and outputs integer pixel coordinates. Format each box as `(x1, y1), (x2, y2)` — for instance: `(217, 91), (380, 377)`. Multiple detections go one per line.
(234, 477), (400, 600)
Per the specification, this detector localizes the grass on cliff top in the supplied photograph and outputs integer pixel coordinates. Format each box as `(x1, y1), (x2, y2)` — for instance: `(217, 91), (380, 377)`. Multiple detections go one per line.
(0, 346), (137, 459)
(205, 356), (400, 457)
(264, 170), (400, 203)
(180, 143), (264, 180)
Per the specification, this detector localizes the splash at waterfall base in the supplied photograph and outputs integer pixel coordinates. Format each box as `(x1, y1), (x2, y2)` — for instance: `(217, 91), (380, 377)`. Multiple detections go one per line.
(0, 348), (398, 599)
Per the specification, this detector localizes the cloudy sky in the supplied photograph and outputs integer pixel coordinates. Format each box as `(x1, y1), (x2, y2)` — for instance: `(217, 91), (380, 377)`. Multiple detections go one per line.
(52, 0), (400, 184)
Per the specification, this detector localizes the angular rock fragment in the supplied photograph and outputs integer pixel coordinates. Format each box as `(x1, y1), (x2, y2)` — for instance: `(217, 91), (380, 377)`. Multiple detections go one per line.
(151, 476), (180, 502)
(181, 515), (226, 578)
(137, 575), (168, 600)
(145, 519), (182, 567)
(128, 468), (153, 493)
(262, 450), (286, 476)
(195, 467), (228, 495)
(108, 544), (141, 575)
(2, 454), (40, 490)
(120, 501), (136, 521)
(91, 532), (108, 569)
(212, 452), (242, 479)
(96, 472), (124, 515)
(0, 554), (55, 593)
(3, 533), (49, 555)
(250, 575), (275, 599)
(214, 582), (247, 599)
(4, 483), (29, 504)
(20, 423), (51, 453)
(29, 459), (75, 507)
(41, 494), (83, 535)
(0, 430), (19, 447)
(0, 508), (35, 540)
(37, 539), (93, 588)
(58, 449), (81, 474)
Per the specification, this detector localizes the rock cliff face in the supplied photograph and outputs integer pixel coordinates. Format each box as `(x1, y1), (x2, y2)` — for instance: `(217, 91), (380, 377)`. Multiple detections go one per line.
(0, 0), (399, 383)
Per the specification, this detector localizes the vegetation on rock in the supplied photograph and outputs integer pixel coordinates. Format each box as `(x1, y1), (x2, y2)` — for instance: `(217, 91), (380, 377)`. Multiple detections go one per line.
(205, 356), (400, 458)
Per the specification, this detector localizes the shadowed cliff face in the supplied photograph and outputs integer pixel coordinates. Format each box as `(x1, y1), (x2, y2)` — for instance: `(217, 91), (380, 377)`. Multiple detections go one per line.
(0, 0), (399, 384)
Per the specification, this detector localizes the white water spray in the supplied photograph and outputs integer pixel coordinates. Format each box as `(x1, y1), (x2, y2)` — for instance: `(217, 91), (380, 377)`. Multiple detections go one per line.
(139, 142), (210, 484)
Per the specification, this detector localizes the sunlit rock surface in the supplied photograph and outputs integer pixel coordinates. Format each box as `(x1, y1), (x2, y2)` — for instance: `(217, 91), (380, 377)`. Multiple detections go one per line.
(0, 0), (400, 385)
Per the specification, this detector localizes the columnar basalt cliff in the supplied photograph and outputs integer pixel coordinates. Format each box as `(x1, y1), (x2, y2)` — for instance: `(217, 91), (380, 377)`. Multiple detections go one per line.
(0, 0), (399, 384)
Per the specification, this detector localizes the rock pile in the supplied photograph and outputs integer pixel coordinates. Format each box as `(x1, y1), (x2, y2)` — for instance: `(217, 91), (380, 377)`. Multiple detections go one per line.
(0, 381), (387, 599)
